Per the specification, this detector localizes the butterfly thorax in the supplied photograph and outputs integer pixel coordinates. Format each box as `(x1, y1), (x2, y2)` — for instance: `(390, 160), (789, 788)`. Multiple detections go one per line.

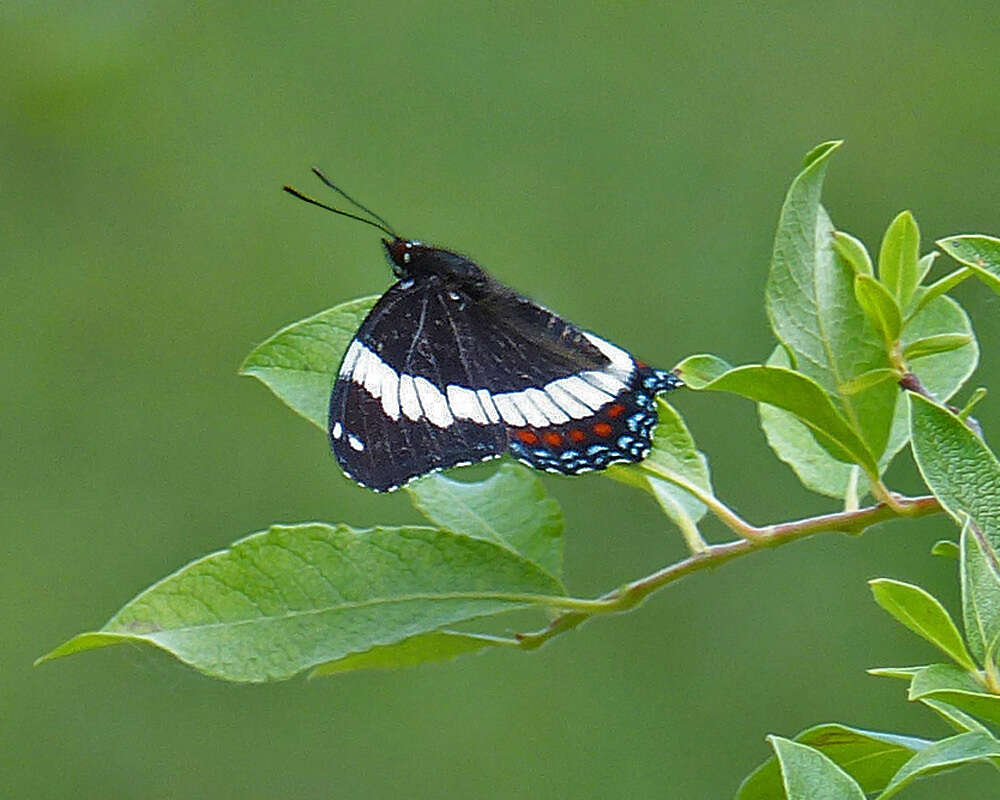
(382, 235), (609, 368)
(382, 237), (489, 291)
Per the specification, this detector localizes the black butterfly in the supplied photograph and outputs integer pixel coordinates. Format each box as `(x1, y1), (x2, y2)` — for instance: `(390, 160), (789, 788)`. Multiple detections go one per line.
(285, 170), (683, 492)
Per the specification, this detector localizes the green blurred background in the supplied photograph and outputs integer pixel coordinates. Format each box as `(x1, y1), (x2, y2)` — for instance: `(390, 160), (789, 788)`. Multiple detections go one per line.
(5, 1), (1000, 797)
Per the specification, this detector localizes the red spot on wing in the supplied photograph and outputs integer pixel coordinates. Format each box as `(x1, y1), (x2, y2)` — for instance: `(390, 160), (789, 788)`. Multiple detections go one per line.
(543, 431), (562, 447)
(568, 429), (586, 443)
(515, 430), (539, 445)
(592, 422), (613, 437)
(606, 403), (626, 418)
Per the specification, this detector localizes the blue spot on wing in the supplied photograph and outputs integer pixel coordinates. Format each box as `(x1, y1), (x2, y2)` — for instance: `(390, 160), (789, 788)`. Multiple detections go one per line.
(507, 366), (677, 475)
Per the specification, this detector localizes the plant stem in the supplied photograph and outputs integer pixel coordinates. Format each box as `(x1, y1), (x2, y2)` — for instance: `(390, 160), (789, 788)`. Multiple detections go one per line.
(899, 372), (937, 402)
(516, 494), (941, 649)
(640, 462), (766, 541)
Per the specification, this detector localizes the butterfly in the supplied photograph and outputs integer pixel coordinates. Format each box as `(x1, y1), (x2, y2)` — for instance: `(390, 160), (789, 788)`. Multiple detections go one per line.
(284, 170), (683, 492)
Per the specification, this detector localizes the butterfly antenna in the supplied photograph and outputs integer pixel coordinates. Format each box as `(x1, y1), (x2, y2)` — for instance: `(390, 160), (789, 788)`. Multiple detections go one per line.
(310, 168), (398, 237)
(282, 185), (397, 238)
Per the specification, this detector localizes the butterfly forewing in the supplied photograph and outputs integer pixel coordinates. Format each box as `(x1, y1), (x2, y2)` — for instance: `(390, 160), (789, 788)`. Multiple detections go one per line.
(329, 279), (505, 491)
(331, 376), (507, 491)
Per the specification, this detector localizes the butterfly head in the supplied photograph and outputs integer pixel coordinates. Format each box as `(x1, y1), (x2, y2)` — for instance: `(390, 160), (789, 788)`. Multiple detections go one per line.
(382, 237), (486, 285)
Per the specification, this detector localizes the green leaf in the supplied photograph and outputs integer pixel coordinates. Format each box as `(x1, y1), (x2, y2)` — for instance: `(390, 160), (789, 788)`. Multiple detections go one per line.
(881, 295), (978, 471)
(962, 516), (1000, 665)
(908, 267), (975, 319)
(878, 211), (921, 308)
(904, 333), (974, 361)
(868, 666), (928, 680)
(737, 724), (930, 799)
(640, 399), (713, 520)
(877, 731), (1000, 798)
(910, 394), (1000, 552)
(901, 298), (979, 397)
(408, 464), (564, 578)
(767, 736), (866, 799)
(239, 296), (380, 429)
(676, 356), (878, 475)
(607, 398), (713, 546)
(309, 630), (510, 677)
(917, 251), (939, 284)
(759, 293), (975, 501)
(937, 235), (1000, 295)
(932, 539), (960, 560)
(908, 664), (1000, 728)
(840, 368), (898, 396)
(958, 388), (988, 421)
(919, 698), (996, 735)
(758, 348), (856, 500)
(675, 352), (731, 385)
(855, 274), (902, 345)
(36, 523), (564, 682)
(869, 578), (977, 671)
(833, 231), (873, 276)
(802, 140), (842, 168)
(765, 141), (896, 462)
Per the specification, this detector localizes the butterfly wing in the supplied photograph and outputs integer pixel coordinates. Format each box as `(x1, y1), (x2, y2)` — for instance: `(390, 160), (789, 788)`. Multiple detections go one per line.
(330, 278), (509, 491)
(329, 276), (681, 491)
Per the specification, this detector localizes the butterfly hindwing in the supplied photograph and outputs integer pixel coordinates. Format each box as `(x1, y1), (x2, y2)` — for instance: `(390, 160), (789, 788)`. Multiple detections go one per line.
(506, 365), (681, 474)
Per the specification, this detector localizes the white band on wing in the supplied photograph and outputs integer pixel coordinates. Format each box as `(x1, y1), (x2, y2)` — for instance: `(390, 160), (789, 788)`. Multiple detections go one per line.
(339, 334), (635, 431)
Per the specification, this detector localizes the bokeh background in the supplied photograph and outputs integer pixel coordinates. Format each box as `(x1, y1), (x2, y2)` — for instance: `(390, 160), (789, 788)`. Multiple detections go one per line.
(5, 2), (1000, 797)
